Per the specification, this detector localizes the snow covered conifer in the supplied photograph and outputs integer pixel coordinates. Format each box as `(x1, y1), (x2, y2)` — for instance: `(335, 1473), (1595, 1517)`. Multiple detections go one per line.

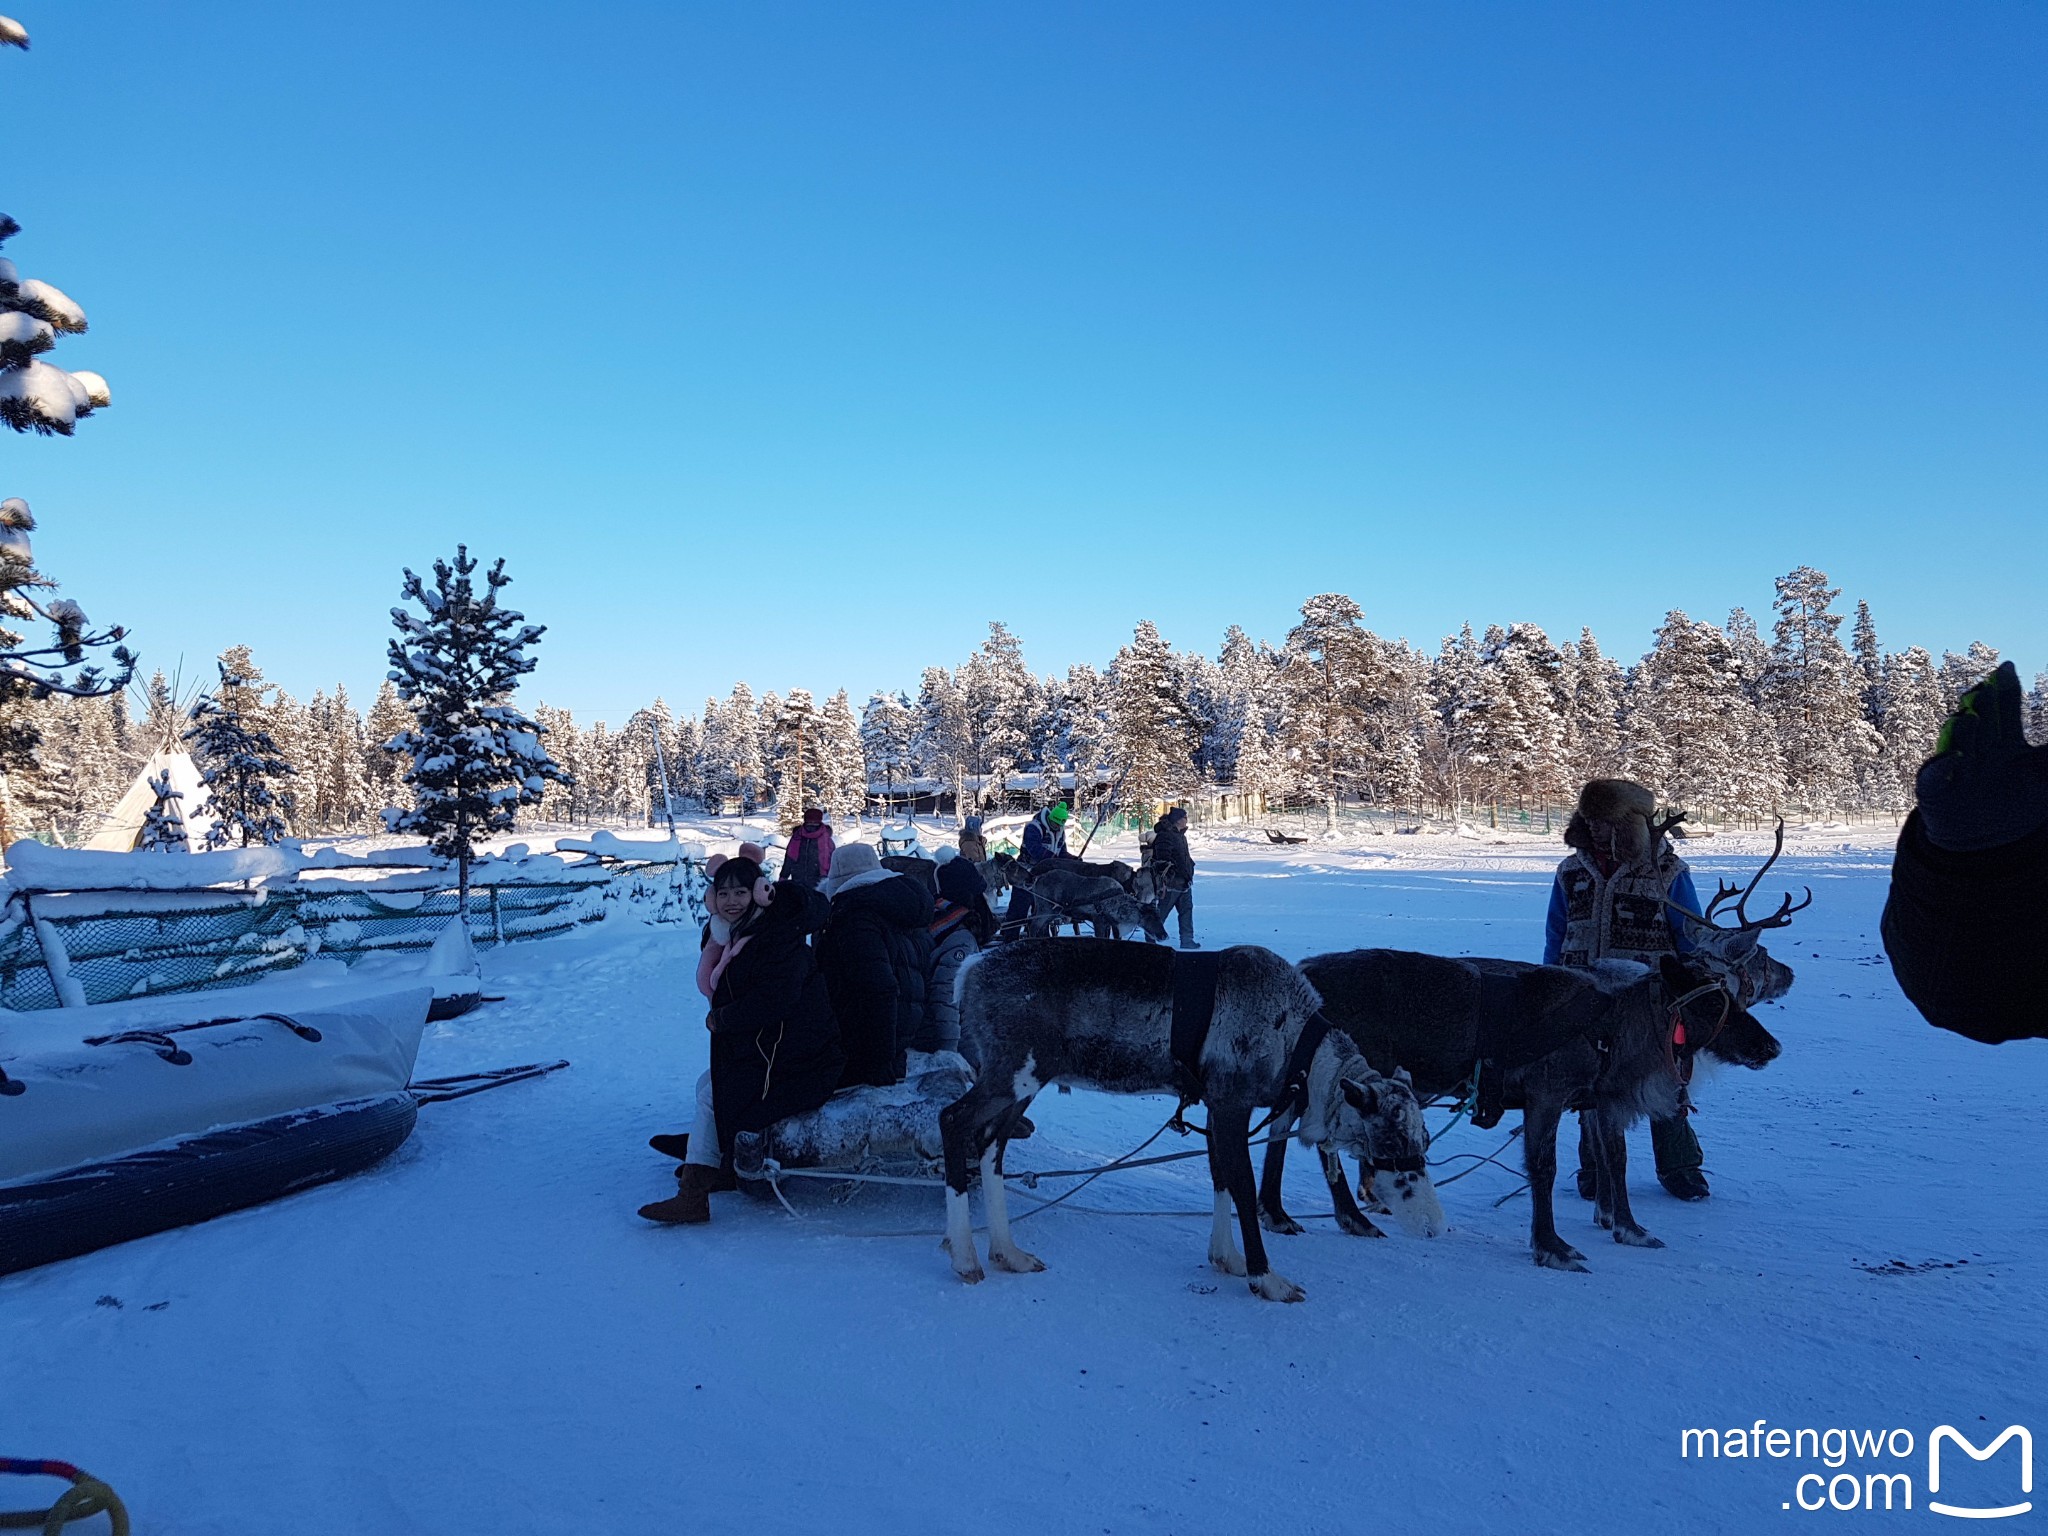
(961, 622), (1035, 798)
(383, 546), (569, 909)
(913, 667), (969, 814)
(1874, 647), (1946, 806)
(185, 661), (296, 847)
(138, 769), (189, 852)
(817, 689), (868, 821)
(1762, 567), (1879, 811)
(860, 690), (917, 813)
(1106, 620), (1201, 808)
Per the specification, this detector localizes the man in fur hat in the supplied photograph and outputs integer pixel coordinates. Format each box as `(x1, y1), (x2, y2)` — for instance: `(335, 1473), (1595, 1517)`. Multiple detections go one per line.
(1544, 778), (1713, 1201)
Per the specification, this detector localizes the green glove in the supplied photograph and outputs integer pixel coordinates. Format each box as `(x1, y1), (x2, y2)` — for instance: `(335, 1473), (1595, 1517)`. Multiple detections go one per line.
(1917, 662), (2048, 852)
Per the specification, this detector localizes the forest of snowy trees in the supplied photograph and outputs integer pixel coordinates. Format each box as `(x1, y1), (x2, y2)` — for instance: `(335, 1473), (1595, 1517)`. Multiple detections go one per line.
(7, 564), (2042, 846)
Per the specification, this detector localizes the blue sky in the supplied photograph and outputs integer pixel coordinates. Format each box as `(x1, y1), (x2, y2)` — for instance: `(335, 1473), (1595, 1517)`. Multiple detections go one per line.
(8, 2), (2043, 721)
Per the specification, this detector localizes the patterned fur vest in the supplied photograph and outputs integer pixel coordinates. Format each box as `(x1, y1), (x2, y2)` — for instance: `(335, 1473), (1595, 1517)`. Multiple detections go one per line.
(1554, 843), (1689, 967)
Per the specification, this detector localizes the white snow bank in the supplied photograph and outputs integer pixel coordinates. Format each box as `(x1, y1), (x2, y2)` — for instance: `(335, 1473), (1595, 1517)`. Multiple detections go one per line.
(4, 842), (300, 891)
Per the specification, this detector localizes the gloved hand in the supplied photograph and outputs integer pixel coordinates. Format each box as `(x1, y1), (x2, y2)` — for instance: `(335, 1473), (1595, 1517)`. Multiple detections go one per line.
(1915, 662), (2048, 852)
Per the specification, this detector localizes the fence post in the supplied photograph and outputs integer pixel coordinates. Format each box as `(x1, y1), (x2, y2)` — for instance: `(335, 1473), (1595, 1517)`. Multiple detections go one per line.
(489, 886), (505, 945)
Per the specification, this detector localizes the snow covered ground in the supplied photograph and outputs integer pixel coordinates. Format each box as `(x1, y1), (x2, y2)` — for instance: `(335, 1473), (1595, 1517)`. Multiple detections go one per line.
(5, 822), (2043, 1534)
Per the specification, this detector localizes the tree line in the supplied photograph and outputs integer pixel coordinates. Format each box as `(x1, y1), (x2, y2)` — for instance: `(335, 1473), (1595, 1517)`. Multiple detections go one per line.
(10, 561), (2040, 848)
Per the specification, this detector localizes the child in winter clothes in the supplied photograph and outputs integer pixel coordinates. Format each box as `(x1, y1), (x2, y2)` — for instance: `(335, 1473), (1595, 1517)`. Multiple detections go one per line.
(957, 815), (989, 865)
(919, 855), (994, 1055)
(640, 844), (843, 1225)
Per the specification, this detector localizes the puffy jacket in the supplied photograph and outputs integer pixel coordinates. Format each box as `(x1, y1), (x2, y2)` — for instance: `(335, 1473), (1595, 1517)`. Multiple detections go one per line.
(818, 869), (935, 1087)
(701, 884), (845, 1158)
(1543, 850), (1700, 966)
(1150, 817), (1195, 886)
(918, 905), (979, 1054)
(1022, 809), (1068, 866)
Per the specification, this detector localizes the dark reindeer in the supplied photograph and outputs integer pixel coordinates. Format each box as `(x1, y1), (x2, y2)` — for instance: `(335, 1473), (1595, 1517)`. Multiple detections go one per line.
(940, 940), (1444, 1301)
(991, 853), (1172, 942)
(1270, 950), (1781, 1270)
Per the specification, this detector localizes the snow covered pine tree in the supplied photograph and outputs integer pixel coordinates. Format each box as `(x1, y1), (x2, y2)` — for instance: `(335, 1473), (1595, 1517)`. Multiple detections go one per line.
(383, 547), (570, 915)
(185, 663), (296, 848)
(0, 26), (133, 844)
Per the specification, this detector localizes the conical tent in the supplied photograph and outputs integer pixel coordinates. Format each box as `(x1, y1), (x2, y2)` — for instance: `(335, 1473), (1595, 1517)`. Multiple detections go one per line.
(85, 751), (218, 852)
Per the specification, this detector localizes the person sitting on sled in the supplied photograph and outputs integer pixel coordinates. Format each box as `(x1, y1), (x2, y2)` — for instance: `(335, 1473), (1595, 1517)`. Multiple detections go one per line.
(639, 845), (844, 1226)
(1543, 779), (1713, 1202)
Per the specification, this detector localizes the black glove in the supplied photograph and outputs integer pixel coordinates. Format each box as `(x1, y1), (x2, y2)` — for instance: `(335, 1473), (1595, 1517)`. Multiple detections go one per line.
(1915, 662), (2048, 852)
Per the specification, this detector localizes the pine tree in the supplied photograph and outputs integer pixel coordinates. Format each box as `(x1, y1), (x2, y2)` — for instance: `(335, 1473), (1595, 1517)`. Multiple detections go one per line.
(913, 667), (969, 815)
(382, 547), (570, 908)
(2029, 670), (2048, 748)
(961, 621), (1035, 797)
(816, 689), (867, 821)
(364, 678), (414, 818)
(1560, 627), (1626, 784)
(860, 690), (917, 813)
(1873, 647), (1946, 806)
(1106, 620), (1201, 808)
(1762, 567), (1879, 811)
(1471, 622), (1567, 810)
(138, 769), (189, 852)
(1939, 643), (2001, 709)
(1851, 600), (1884, 730)
(185, 661), (296, 847)
(1054, 663), (1108, 812)
(770, 689), (820, 828)
(1428, 625), (1488, 815)
(1278, 594), (1400, 827)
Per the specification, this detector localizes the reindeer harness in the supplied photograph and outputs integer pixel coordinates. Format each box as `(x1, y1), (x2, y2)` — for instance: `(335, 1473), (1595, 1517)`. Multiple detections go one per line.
(1169, 950), (1329, 1125)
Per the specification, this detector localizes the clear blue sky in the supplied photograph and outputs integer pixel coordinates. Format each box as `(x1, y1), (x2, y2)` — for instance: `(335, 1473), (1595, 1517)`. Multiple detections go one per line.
(8, 2), (2044, 722)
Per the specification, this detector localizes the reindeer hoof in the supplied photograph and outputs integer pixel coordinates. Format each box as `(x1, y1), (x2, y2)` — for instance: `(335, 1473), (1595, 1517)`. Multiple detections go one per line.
(1249, 1271), (1306, 1303)
(1259, 1208), (1305, 1237)
(1534, 1245), (1589, 1273)
(1355, 1180), (1391, 1216)
(1614, 1227), (1665, 1249)
(1209, 1248), (1249, 1278)
(1335, 1211), (1386, 1238)
(1592, 1208), (1615, 1231)
(991, 1247), (1046, 1274)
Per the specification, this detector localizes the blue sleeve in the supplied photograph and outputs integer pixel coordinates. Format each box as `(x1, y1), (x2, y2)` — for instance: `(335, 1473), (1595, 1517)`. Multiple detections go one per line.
(1666, 868), (1702, 956)
(1543, 878), (1567, 965)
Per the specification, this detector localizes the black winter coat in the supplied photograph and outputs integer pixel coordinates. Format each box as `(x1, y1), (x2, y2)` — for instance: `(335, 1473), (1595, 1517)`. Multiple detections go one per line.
(1151, 820), (1195, 885)
(1882, 811), (2048, 1044)
(703, 884), (845, 1157)
(819, 872), (935, 1087)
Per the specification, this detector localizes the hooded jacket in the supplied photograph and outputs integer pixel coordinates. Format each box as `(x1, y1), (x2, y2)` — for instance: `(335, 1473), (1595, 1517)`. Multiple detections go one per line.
(782, 823), (835, 889)
(818, 868), (936, 1087)
(700, 883), (845, 1158)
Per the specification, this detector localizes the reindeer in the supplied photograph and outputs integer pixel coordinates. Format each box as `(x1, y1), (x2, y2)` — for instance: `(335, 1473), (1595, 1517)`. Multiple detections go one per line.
(990, 853), (1171, 942)
(941, 940), (1444, 1301)
(1269, 950), (1782, 1270)
(1665, 818), (1809, 1006)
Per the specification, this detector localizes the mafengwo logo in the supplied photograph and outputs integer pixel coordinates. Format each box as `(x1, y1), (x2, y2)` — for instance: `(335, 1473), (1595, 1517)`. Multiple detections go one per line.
(1929, 1426), (2032, 1520)
(1680, 1421), (2032, 1516)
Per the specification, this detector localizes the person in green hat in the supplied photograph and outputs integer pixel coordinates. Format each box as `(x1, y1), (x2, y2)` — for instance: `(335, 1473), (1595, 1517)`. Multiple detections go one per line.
(1022, 799), (1072, 867)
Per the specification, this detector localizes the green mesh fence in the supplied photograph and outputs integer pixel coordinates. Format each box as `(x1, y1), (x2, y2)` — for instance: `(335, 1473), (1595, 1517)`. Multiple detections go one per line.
(0, 855), (706, 1013)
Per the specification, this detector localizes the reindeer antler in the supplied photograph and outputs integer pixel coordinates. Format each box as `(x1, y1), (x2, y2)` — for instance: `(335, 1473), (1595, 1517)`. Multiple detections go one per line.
(1668, 818), (1813, 934)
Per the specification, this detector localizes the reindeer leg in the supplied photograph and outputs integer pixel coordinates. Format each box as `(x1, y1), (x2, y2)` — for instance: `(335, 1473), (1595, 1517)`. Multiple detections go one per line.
(1593, 1102), (1663, 1250)
(1212, 1103), (1303, 1301)
(940, 1086), (1007, 1284)
(1324, 1148), (1385, 1238)
(1258, 1117), (1305, 1235)
(1523, 1095), (1587, 1272)
(985, 1101), (1045, 1274)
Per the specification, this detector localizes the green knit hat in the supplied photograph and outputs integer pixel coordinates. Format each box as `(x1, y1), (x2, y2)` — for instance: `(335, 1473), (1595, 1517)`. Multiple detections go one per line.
(1047, 802), (1070, 825)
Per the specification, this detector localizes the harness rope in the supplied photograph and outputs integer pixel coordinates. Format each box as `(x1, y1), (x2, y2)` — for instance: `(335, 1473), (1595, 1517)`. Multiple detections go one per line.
(0, 1461), (129, 1536)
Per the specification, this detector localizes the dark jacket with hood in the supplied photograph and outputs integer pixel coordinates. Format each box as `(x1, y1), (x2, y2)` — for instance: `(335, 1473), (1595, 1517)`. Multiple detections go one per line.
(1150, 814), (1195, 887)
(702, 884), (844, 1158)
(819, 869), (936, 1086)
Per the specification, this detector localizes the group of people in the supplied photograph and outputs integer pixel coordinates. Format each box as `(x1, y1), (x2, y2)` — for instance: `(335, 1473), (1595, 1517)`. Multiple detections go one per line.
(638, 810), (997, 1225)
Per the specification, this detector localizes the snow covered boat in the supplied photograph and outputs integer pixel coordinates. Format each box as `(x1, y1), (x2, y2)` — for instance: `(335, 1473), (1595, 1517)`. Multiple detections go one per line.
(0, 979), (432, 1276)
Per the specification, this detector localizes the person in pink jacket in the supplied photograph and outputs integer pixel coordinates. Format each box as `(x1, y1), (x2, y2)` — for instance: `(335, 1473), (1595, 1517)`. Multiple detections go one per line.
(781, 807), (836, 890)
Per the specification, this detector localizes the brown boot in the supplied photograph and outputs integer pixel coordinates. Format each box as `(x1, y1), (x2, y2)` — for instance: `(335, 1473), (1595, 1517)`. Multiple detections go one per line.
(638, 1163), (717, 1224)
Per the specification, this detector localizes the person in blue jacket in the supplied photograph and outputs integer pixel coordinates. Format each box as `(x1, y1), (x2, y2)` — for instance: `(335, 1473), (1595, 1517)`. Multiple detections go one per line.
(1543, 778), (1711, 1201)
(1021, 800), (1071, 866)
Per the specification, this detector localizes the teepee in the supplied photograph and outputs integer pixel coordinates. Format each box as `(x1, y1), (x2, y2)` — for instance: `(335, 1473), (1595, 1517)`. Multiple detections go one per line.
(85, 750), (216, 852)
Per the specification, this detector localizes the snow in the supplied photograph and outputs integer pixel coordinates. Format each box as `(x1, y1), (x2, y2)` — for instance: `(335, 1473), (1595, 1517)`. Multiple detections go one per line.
(3, 841), (300, 891)
(2, 824), (2041, 1533)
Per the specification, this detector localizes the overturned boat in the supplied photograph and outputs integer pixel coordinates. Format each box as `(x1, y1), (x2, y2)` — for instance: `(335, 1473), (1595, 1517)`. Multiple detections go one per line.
(0, 979), (432, 1276)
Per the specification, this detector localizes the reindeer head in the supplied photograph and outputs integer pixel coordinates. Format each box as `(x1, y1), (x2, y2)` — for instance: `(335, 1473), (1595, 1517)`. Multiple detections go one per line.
(1668, 819), (1809, 1006)
(1332, 1065), (1446, 1237)
(1658, 955), (1782, 1070)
